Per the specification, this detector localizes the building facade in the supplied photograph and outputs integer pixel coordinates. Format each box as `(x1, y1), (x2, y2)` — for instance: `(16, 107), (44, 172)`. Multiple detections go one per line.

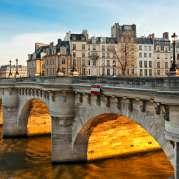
(27, 43), (49, 77)
(0, 65), (27, 78)
(27, 23), (174, 77)
(43, 40), (71, 76)
(137, 37), (154, 76)
(153, 33), (171, 76)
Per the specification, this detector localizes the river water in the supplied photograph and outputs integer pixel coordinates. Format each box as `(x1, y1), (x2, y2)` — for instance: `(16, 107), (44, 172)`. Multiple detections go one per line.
(0, 127), (174, 179)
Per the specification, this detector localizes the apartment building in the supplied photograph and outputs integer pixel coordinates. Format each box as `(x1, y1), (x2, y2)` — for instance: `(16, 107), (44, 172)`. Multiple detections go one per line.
(27, 43), (49, 77)
(86, 37), (117, 76)
(137, 37), (154, 76)
(153, 33), (171, 76)
(43, 40), (71, 76)
(65, 30), (88, 75)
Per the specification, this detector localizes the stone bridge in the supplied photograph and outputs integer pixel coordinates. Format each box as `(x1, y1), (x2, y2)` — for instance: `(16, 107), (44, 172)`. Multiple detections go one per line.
(1, 76), (179, 178)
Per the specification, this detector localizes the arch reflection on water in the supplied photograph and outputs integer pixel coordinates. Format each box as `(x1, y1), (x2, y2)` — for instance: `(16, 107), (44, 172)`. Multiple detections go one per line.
(0, 103), (174, 178)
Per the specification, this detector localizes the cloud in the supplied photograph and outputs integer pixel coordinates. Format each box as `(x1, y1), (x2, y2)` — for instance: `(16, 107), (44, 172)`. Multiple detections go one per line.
(0, 32), (65, 66)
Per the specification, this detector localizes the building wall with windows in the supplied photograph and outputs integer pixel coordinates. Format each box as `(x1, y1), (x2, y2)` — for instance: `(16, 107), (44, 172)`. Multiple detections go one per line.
(27, 43), (49, 77)
(44, 55), (71, 76)
(137, 38), (154, 77)
(86, 37), (117, 76)
(153, 35), (171, 76)
(0, 65), (27, 78)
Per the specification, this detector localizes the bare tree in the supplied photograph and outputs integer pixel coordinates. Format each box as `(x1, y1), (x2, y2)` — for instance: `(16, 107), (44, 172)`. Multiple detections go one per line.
(109, 41), (137, 76)
(108, 43), (128, 76)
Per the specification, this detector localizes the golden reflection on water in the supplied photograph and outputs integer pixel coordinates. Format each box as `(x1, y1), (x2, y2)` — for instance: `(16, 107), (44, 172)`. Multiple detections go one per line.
(27, 99), (51, 136)
(88, 115), (161, 161)
(0, 127), (174, 179)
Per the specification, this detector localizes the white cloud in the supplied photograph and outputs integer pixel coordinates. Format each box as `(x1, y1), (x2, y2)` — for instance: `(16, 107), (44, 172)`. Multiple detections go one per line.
(0, 32), (65, 66)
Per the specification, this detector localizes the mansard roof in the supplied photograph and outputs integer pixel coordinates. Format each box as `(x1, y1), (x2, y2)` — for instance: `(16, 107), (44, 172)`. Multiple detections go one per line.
(70, 34), (87, 41)
(137, 37), (154, 44)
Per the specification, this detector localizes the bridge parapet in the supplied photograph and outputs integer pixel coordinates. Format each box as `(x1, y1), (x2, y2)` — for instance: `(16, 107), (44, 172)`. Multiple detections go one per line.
(1, 76), (179, 91)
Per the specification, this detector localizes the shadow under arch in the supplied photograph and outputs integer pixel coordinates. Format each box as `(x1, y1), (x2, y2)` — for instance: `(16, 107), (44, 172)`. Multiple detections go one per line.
(73, 113), (174, 167)
(18, 98), (52, 136)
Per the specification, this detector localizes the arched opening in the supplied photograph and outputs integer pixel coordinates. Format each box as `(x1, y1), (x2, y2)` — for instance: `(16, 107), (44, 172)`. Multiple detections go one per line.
(19, 99), (51, 136)
(27, 99), (51, 136)
(74, 113), (174, 177)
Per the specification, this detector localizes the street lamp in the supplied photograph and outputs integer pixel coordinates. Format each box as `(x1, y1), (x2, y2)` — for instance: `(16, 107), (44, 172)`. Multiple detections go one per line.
(15, 58), (19, 78)
(8, 60), (13, 77)
(170, 33), (178, 72)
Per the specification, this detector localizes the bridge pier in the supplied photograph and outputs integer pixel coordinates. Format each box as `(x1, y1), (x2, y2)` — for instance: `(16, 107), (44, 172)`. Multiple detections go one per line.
(164, 105), (179, 179)
(3, 106), (26, 138)
(51, 116), (77, 163)
(2, 88), (26, 138)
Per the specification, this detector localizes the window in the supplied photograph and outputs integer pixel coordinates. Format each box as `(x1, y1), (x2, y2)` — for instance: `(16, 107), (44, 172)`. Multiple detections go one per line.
(131, 69), (134, 75)
(93, 45), (96, 51)
(107, 69), (110, 76)
(88, 60), (90, 66)
(102, 53), (105, 58)
(149, 69), (152, 76)
(82, 44), (85, 50)
(139, 61), (142, 68)
(107, 52), (110, 58)
(140, 69), (143, 76)
(149, 61), (152, 68)
(149, 46), (152, 51)
(144, 69), (147, 76)
(139, 45), (142, 50)
(165, 62), (168, 69)
(62, 58), (65, 64)
(157, 70), (160, 75)
(144, 53), (147, 58)
(93, 60), (96, 66)
(165, 54), (168, 59)
(82, 53), (85, 58)
(88, 69), (90, 75)
(139, 52), (142, 58)
(144, 61), (147, 68)
(144, 46), (147, 51)
(73, 44), (76, 50)
(157, 62), (160, 68)
(149, 53), (152, 58)
(107, 60), (110, 67)
(83, 68), (86, 75)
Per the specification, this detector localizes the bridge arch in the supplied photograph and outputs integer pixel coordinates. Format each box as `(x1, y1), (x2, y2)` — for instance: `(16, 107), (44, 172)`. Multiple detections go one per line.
(17, 98), (52, 136)
(72, 99), (174, 166)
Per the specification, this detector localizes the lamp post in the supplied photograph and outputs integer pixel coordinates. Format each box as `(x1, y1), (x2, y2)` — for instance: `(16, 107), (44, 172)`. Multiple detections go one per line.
(170, 33), (178, 72)
(15, 58), (19, 78)
(8, 60), (12, 77)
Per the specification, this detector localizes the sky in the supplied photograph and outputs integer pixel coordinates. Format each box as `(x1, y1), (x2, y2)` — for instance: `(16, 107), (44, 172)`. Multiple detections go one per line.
(0, 0), (179, 66)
